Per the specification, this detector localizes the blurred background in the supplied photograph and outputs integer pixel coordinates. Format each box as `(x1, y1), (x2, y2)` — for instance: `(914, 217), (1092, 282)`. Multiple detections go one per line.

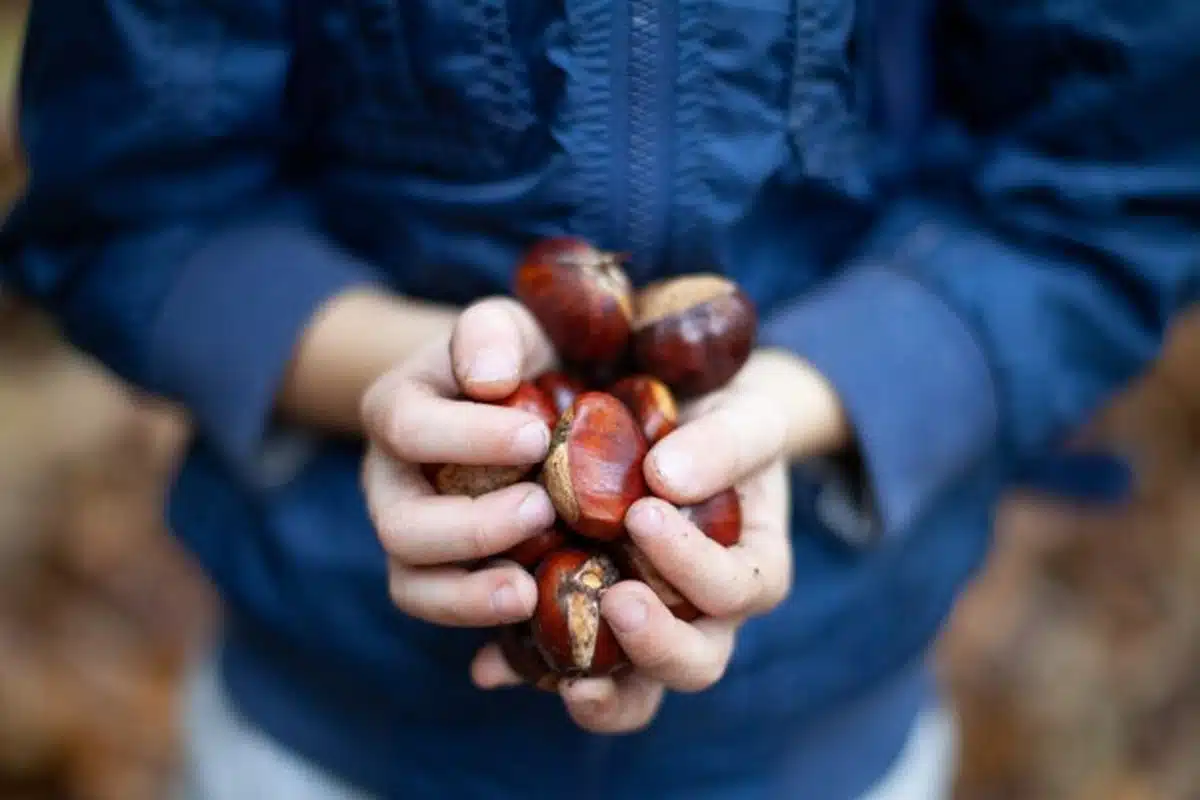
(1, 2), (1199, 797)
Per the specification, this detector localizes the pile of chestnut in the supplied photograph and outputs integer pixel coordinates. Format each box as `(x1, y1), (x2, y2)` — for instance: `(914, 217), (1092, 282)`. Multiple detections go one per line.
(425, 237), (756, 689)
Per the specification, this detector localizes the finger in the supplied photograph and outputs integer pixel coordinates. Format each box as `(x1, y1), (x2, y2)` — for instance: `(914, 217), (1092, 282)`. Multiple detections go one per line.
(560, 672), (665, 734)
(644, 390), (786, 504)
(360, 347), (449, 437)
(365, 381), (552, 466)
(600, 581), (736, 693)
(377, 484), (556, 566)
(362, 443), (429, 517)
(451, 297), (558, 401)
(732, 462), (794, 613)
(625, 494), (790, 619)
(366, 453), (556, 565)
(470, 642), (526, 690)
(387, 560), (537, 627)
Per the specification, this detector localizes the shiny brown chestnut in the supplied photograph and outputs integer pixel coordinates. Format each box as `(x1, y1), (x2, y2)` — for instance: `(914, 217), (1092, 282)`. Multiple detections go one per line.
(500, 522), (569, 571)
(497, 622), (560, 692)
(513, 237), (634, 368)
(423, 382), (558, 497)
(632, 274), (757, 397)
(542, 392), (649, 541)
(532, 548), (627, 677)
(615, 488), (743, 620)
(534, 370), (588, 418)
(607, 374), (679, 445)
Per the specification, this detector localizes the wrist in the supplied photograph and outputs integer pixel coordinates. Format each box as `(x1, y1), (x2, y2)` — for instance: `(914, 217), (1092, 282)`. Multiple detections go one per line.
(278, 288), (459, 434)
(739, 349), (851, 462)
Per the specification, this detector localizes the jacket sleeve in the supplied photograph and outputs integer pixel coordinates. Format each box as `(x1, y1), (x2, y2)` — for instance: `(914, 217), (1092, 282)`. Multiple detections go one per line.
(0, 0), (381, 478)
(761, 1), (1200, 541)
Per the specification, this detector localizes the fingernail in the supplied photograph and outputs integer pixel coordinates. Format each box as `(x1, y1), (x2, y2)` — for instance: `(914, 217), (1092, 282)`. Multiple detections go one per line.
(606, 596), (647, 633)
(469, 347), (517, 384)
(513, 422), (550, 460)
(517, 489), (554, 526)
(628, 502), (663, 537)
(652, 447), (691, 492)
(491, 583), (524, 617)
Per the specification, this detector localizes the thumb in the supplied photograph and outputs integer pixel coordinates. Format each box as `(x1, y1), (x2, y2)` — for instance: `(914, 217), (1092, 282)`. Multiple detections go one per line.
(451, 297), (557, 401)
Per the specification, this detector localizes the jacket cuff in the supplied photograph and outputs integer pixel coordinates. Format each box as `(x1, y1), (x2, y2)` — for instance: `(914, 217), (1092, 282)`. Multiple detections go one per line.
(761, 265), (999, 540)
(146, 220), (378, 480)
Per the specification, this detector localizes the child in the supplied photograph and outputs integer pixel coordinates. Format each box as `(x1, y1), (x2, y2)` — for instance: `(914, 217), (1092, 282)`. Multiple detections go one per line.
(3, 0), (1197, 797)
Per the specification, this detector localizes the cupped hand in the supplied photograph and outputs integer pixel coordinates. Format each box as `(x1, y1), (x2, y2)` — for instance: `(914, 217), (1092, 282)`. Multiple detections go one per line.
(360, 297), (560, 628)
(472, 351), (840, 734)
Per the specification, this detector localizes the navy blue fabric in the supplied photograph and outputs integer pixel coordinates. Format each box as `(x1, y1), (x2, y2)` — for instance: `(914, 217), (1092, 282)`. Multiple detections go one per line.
(3, 0), (1199, 797)
(760, 264), (998, 537)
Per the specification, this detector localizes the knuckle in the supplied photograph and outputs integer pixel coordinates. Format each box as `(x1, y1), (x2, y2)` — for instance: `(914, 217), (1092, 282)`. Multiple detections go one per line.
(386, 571), (412, 611)
(466, 504), (496, 560)
(748, 394), (789, 444)
(376, 521), (405, 556)
(748, 556), (792, 616)
(760, 570), (792, 613)
(441, 596), (478, 627)
(729, 552), (770, 614)
(364, 375), (410, 440)
(714, 403), (744, 438)
(372, 498), (414, 556)
(360, 380), (390, 436)
(623, 614), (675, 670)
(733, 578), (759, 614)
(688, 655), (728, 693)
(383, 403), (422, 456)
(706, 578), (754, 619)
(623, 706), (658, 734)
(633, 640), (676, 674)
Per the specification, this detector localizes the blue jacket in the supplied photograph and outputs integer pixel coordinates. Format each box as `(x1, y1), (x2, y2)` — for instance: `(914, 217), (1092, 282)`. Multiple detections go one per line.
(3, 0), (1198, 797)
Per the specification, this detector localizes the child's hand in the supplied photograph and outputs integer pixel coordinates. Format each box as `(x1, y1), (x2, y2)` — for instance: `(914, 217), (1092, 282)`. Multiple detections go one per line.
(360, 297), (559, 627)
(474, 352), (836, 734)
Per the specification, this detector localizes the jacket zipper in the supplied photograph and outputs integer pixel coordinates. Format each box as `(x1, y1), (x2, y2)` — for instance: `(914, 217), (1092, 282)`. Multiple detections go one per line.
(611, 0), (677, 277)
(583, 6), (677, 786)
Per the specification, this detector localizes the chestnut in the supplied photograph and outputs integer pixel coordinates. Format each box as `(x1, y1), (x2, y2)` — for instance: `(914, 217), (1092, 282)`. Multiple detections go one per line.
(679, 488), (743, 548)
(543, 392), (649, 541)
(513, 237), (634, 368)
(615, 489), (742, 621)
(534, 370), (588, 418)
(532, 548), (627, 677)
(424, 382), (558, 497)
(607, 374), (679, 445)
(500, 523), (569, 571)
(497, 622), (560, 692)
(632, 274), (757, 397)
